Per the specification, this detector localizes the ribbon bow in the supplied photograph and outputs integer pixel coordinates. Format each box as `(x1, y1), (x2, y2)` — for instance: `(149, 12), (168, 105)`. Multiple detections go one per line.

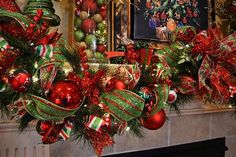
(194, 28), (236, 102)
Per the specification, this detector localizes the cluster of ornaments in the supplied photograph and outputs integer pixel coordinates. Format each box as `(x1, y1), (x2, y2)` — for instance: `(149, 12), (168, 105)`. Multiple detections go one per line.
(74, 0), (108, 61)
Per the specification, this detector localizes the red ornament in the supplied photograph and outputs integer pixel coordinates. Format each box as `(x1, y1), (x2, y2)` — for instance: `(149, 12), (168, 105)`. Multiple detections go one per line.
(141, 109), (166, 130)
(100, 76), (116, 92)
(8, 69), (31, 93)
(97, 44), (106, 53)
(42, 123), (64, 144)
(99, 5), (107, 19)
(36, 120), (52, 136)
(81, 18), (97, 34)
(81, 0), (98, 15)
(168, 90), (177, 104)
(48, 81), (83, 109)
(115, 80), (126, 90)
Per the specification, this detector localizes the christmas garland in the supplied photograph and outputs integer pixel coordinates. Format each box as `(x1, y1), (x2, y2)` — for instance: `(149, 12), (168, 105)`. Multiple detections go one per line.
(0, 1), (236, 156)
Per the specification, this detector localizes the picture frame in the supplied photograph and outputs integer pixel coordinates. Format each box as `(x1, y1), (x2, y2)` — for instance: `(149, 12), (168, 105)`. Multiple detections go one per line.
(130, 0), (209, 42)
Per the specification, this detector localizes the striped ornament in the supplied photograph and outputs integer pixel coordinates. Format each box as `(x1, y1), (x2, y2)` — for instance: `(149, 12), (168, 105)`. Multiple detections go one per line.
(101, 90), (145, 122)
(59, 121), (73, 140)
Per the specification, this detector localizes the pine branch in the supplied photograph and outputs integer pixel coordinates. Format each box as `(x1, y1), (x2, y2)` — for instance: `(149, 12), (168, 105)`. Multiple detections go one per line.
(128, 118), (144, 138)
(19, 113), (36, 132)
(171, 94), (194, 112)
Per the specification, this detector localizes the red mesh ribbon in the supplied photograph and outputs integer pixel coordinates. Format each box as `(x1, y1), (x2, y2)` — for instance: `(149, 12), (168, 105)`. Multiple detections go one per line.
(194, 28), (236, 102)
(85, 128), (114, 156)
(0, 0), (21, 12)
(177, 75), (197, 94)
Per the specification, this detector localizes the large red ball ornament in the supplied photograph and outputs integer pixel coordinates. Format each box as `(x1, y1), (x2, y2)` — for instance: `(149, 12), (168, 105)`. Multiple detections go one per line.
(48, 81), (83, 109)
(141, 109), (166, 130)
(81, 19), (97, 34)
(8, 69), (31, 93)
(81, 0), (98, 15)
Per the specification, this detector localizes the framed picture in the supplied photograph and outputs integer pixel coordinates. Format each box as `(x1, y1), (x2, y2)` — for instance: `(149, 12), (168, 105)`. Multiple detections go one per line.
(130, 0), (209, 42)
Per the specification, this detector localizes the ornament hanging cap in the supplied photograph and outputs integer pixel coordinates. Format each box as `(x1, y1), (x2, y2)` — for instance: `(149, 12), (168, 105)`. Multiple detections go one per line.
(23, 0), (60, 26)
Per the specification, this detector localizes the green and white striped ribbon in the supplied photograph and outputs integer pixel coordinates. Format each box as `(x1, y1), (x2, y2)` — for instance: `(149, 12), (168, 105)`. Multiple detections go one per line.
(35, 44), (54, 59)
(59, 121), (73, 140)
(0, 37), (11, 49)
(85, 115), (104, 132)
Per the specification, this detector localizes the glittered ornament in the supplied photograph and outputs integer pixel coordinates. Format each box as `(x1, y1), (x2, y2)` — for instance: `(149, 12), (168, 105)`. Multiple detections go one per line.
(79, 11), (89, 20)
(97, 22), (106, 31)
(99, 76), (116, 92)
(8, 69), (31, 93)
(96, 44), (106, 53)
(97, 0), (106, 6)
(48, 81), (83, 109)
(81, 0), (98, 15)
(141, 109), (166, 130)
(99, 5), (107, 19)
(167, 90), (177, 104)
(84, 49), (94, 59)
(36, 120), (52, 136)
(41, 122), (64, 144)
(92, 13), (103, 23)
(85, 34), (97, 46)
(94, 52), (105, 59)
(74, 29), (85, 42)
(81, 19), (97, 34)
(74, 17), (83, 28)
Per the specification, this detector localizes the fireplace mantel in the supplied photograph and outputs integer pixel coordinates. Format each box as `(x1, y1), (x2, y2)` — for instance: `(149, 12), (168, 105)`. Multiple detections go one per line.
(0, 101), (235, 157)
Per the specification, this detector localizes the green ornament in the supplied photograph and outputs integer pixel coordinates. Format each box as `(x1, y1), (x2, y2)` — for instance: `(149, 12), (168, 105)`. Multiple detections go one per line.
(85, 49), (94, 59)
(85, 34), (97, 46)
(74, 29), (85, 42)
(97, 0), (106, 6)
(80, 11), (89, 20)
(74, 17), (82, 28)
(94, 52), (104, 59)
(92, 14), (103, 23)
(97, 22), (106, 31)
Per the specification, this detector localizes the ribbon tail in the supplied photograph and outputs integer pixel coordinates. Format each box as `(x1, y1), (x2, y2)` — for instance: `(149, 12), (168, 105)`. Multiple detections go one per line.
(105, 51), (125, 58)
(40, 65), (58, 92)
(59, 121), (74, 141)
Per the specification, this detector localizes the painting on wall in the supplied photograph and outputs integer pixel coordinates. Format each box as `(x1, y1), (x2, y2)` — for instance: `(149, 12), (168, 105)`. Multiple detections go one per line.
(131, 0), (209, 41)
